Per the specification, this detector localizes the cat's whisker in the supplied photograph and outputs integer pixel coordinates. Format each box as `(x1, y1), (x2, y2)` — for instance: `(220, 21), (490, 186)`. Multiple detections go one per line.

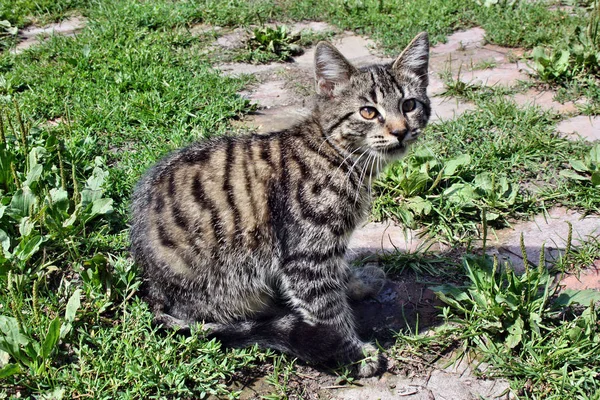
(344, 148), (369, 195)
(354, 151), (375, 204)
(332, 145), (366, 185)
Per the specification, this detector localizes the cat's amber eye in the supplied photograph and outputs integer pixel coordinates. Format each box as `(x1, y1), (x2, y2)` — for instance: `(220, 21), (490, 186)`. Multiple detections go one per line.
(359, 106), (378, 120)
(401, 99), (417, 113)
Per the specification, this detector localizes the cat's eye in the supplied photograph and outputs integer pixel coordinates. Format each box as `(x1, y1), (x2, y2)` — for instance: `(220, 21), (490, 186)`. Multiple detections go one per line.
(359, 106), (378, 120)
(401, 99), (417, 113)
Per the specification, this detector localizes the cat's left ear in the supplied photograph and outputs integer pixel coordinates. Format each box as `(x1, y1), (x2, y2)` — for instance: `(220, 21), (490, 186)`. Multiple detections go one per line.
(314, 42), (357, 96)
(392, 32), (429, 87)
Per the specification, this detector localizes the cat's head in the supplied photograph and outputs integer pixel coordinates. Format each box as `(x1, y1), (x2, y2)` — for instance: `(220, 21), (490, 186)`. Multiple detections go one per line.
(314, 32), (430, 166)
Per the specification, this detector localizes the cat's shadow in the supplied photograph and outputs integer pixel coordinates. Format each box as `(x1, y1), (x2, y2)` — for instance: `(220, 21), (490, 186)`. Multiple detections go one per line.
(352, 272), (444, 347)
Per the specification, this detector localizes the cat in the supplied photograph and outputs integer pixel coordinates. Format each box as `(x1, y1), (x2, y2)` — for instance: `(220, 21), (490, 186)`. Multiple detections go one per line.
(130, 32), (430, 377)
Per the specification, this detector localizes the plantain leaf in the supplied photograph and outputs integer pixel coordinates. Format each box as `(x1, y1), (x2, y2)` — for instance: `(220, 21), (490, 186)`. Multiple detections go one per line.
(41, 317), (61, 360)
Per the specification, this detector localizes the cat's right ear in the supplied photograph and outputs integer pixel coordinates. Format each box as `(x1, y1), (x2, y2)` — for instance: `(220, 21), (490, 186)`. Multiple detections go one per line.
(314, 42), (357, 97)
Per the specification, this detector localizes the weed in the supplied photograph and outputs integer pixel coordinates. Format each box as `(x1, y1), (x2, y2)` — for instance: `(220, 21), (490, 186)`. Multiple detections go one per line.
(237, 25), (302, 64)
(560, 142), (600, 186)
(471, 59), (498, 70)
(378, 245), (454, 277)
(263, 355), (299, 400)
(0, 278), (80, 379)
(429, 227), (600, 398)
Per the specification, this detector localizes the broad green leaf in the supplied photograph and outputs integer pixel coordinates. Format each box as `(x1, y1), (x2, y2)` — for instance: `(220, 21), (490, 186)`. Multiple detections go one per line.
(41, 317), (61, 360)
(0, 228), (10, 259)
(65, 289), (81, 324)
(569, 159), (589, 173)
(26, 146), (46, 172)
(23, 164), (43, 187)
(85, 166), (109, 191)
(47, 188), (70, 215)
(0, 363), (20, 379)
(555, 50), (570, 71)
(590, 143), (600, 163)
(0, 316), (29, 363)
(506, 316), (524, 349)
(18, 216), (35, 237)
(90, 198), (113, 217)
(62, 204), (80, 228)
(0, 204), (6, 219)
(529, 312), (542, 336)
(485, 211), (500, 221)
(559, 169), (588, 181)
(444, 183), (477, 206)
(431, 284), (471, 302)
(7, 187), (37, 219)
(14, 234), (44, 262)
(443, 154), (471, 177)
(591, 171), (600, 186)
(406, 196), (432, 216)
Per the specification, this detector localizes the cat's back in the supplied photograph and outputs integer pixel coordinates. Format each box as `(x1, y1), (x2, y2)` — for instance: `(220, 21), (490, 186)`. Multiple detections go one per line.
(130, 132), (290, 268)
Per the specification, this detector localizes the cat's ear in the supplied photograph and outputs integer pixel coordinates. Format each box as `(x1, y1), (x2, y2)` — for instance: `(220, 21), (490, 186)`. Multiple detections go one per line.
(314, 42), (357, 96)
(392, 32), (429, 87)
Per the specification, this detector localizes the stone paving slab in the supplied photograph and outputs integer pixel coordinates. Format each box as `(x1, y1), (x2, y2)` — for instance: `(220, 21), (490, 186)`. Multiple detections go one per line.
(429, 96), (476, 123)
(557, 115), (600, 141)
(13, 16), (86, 54)
(561, 261), (600, 290)
(347, 221), (421, 258)
(336, 367), (511, 400)
(512, 89), (578, 114)
(429, 28), (530, 90)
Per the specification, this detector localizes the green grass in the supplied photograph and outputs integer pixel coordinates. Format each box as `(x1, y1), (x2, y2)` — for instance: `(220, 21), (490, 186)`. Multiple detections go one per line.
(0, 0), (599, 398)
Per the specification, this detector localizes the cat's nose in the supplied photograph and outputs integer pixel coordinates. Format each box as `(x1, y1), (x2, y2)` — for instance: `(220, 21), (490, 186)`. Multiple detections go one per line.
(389, 128), (408, 141)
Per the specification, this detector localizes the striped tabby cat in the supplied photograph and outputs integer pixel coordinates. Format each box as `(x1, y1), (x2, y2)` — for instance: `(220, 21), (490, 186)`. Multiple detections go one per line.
(130, 32), (430, 377)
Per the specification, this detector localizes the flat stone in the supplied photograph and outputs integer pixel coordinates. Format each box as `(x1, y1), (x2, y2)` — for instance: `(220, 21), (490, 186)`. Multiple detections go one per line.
(561, 261), (600, 291)
(429, 27), (530, 90)
(488, 208), (600, 272)
(14, 15), (86, 53)
(230, 105), (310, 134)
(429, 96), (476, 123)
(557, 115), (600, 141)
(295, 33), (388, 70)
(239, 80), (293, 108)
(512, 89), (578, 114)
(347, 221), (423, 260)
(335, 362), (512, 400)
(463, 65), (529, 87)
(431, 27), (486, 56)
(289, 21), (336, 35)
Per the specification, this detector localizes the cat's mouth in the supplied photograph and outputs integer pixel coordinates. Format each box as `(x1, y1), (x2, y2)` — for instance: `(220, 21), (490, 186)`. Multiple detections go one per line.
(384, 141), (408, 155)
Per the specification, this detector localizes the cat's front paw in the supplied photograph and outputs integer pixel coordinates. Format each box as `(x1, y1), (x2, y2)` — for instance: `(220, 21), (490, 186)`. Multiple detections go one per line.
(347, 265), (386, 301)
(355, 343), (386, 378)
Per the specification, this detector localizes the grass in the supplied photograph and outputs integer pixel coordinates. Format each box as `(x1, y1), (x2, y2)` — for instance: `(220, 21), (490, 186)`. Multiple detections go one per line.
(0, 0), (599, 398)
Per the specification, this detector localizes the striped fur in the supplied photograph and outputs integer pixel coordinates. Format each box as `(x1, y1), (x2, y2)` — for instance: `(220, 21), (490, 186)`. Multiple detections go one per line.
(130, 32), (430, 377)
